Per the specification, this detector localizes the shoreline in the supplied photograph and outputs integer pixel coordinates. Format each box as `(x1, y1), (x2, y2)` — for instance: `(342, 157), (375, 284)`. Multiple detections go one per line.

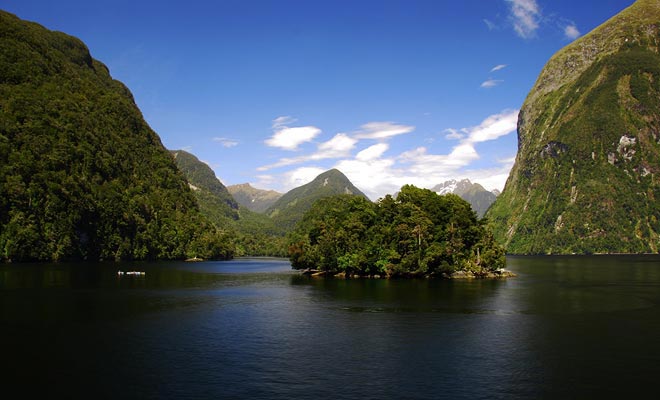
(300, 268), (516, 280)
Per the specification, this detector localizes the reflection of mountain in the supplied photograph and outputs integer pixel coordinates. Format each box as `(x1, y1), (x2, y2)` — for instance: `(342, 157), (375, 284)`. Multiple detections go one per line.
(431, 179), (498, 218)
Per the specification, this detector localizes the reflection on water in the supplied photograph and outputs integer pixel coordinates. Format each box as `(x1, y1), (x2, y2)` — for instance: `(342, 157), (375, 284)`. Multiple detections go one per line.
(1, 256), (660, 399)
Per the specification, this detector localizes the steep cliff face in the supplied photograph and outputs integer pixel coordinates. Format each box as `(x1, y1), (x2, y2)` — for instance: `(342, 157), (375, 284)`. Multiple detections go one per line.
(487, 0), (660, 254)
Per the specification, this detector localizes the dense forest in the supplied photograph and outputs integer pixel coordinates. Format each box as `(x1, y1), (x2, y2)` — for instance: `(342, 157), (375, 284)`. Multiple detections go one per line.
(0, 11), (232, 262)
(288, 185), (505, 277)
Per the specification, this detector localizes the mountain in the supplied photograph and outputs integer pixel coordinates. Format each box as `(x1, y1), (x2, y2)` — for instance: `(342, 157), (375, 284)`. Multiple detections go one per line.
(486, 0), (660, 254)
(431, 179), (498, 218)
(227, 183), (282, 213)
(170, 150), (239, 222)
(0, 11), (232, 261)
(266, 169), (368, 231)
(168, 150), (289, 256)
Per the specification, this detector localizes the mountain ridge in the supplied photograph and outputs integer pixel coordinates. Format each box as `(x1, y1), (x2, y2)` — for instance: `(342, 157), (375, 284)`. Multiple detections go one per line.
(267, 169), (368, 231)
(228, 183), (282, 213)
(431, 179), (498, 218)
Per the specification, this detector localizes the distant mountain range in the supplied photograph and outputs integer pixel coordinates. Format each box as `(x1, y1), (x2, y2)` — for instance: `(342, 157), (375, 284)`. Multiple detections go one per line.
(227, 183), (282, 213)
(431, 179), (498, 218)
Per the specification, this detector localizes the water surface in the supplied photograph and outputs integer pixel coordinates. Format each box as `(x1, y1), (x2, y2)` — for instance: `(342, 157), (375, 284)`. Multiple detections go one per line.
(1, 256), (659, 399)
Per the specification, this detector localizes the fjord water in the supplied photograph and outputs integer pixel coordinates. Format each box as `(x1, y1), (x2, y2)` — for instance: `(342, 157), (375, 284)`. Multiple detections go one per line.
(2, 256), (659, 399)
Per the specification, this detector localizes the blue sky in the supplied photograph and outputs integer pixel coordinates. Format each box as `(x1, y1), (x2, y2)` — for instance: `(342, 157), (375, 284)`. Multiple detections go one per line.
(6, 0), (634, 199)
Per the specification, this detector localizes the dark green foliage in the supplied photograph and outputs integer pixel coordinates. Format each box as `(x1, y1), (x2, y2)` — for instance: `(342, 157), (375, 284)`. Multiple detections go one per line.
(289, 185), (505, 276)
(0, 11), (232, 261)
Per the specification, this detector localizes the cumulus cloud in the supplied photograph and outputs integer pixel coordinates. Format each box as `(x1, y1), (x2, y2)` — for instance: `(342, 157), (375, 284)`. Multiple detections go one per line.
(283, 167), (327, 190)
(465, 109), (518, 143)
(258, 112), (519, 199)
(481, 79), (504, 88)
(490, 64), (508, 72)
(317, 133), (357, 157)
(264, 115), (321, 150)
(356, 143), (389, 161)
(444, 128), (464, 140)
(353, 121), (415, 140)
(564, 24), (580, 40)
(258, 133), (357, 171)
(334, 156), (400, 199)
(507, 0), (540, 39)
(212, 137), (239, 148)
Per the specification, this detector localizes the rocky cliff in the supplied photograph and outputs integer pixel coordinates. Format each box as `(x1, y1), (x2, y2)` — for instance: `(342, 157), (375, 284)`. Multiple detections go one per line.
(487, 0), (660, 254)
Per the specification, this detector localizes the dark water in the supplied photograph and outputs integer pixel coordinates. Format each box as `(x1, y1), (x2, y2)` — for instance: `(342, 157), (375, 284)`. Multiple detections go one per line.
(2, 256), (660, 399)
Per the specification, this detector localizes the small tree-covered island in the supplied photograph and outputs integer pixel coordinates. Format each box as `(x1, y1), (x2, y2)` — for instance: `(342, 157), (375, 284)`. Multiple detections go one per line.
(288, 185), (512, 279)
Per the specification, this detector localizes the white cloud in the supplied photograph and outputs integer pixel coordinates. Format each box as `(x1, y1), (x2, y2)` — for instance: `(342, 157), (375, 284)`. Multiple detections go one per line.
(354, 121), (415, 140)
(258, 112), (519, 199)
(283, 167), (327, 190)
(465, 109), (518, 143)
(483, 19), (497, 31)
(564, 24), (580, 40)
(444, 128), (464, 140)
(356, 143), (389, 161)
(507, 0), (540, 39)
(481, 79), (504, 88)
(271, 116), (297, 129)
(335, 157), (400, 199)
(317, 133), (357, 158)
(258, 133), (357, 170)
(490, 64), (508, 72)
(265, 126), (321, 150)
(212, 137), (239, 148)
(461, 158), (516, 194)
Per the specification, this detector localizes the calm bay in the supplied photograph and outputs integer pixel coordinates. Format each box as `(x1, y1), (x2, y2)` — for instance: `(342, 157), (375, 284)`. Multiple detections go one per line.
(1, 256), (659, 399)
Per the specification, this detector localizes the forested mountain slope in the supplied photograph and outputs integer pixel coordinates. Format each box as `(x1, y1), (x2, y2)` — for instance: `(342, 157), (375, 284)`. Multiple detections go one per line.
(266, 169), (368, 232)
(487, 0), (660, 254)
(0, 11), (231, 261)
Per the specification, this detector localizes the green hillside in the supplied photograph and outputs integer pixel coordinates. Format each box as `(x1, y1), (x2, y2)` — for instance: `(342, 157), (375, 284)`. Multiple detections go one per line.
(169, 150), (288, 256)
(487, 0), (660, 254)
(267, 169), (369, 232)
(171, 150), (239, 223)
(0, 11), (231, 261)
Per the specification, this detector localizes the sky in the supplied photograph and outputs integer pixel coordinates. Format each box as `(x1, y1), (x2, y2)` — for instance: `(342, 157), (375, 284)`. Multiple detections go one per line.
(5, 0), (635, 200)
